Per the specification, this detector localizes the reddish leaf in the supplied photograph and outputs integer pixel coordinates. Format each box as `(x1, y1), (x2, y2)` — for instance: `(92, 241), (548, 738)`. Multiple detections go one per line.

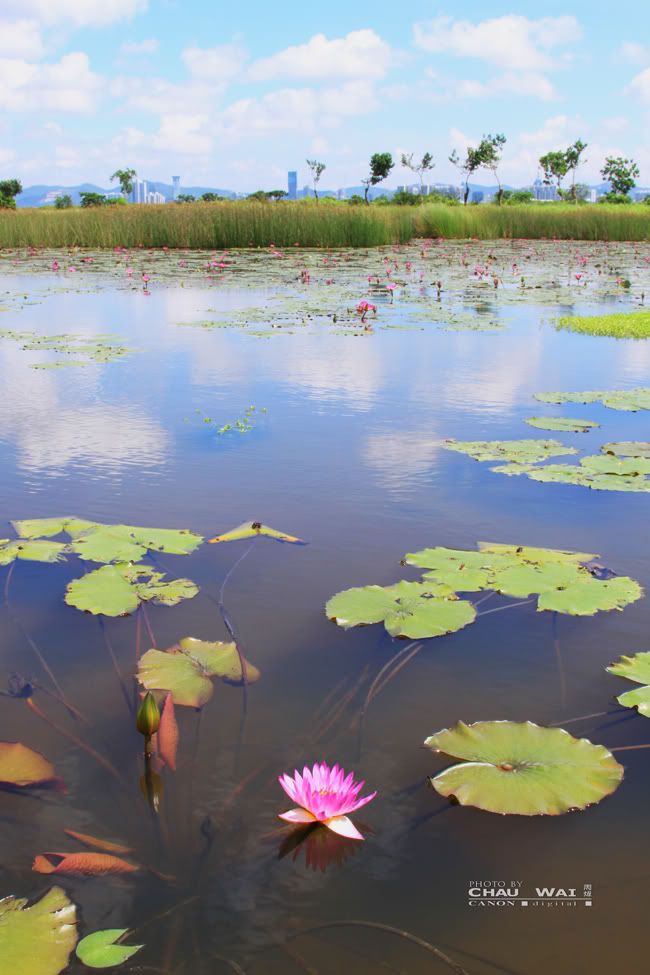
(64, 830), (133, 855)
(33, 852), (139, 876)
(158, 694), (178, 771)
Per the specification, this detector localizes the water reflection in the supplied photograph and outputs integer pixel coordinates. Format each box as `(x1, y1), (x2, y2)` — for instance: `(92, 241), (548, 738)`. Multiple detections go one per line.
(278, 822), (365, 873)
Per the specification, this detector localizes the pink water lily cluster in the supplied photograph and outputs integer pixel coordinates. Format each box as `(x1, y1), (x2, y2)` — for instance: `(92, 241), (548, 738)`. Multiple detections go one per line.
(278, 762), (376, 840)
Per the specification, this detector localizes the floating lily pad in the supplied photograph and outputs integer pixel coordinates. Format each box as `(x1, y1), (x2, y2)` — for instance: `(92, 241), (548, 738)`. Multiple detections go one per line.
(76, 930), (143, 969)
(326, 580), (476, 639)
(0, 540), (68, 566)
(607, 652), (650, 716)
(0, 742), (61, 789)
(65, 564), (199, 617)
(601, 442), (650, 458)
(537, 576), (643, 614)
(525, 417), (599, 432)
(425, 720), (623, 815)
(507, 460), (650, 493)
(138, 637), (260, 707)
(535, 388), (650, 411)
(0, 887), (77, 975)
(441, 438), (577, 464)
(476, 542), (597, 564)
(208, 521), (304, 544)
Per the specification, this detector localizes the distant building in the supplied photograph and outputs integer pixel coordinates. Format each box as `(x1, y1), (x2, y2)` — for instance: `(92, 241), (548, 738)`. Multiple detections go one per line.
(129, 177), (148, 204)
(146, 191), (165, 204)
(532, 178), (558, 202)
(287, 171), (297, 199)
(172, 176), (180, 201)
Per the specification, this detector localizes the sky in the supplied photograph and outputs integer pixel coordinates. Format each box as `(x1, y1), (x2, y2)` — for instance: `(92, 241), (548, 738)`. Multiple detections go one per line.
(2, 0), (650, 191)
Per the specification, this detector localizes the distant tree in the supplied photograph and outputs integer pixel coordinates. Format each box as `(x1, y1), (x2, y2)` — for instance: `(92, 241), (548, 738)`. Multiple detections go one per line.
(539, 150), (568, 197)
(392, 188), (424, 206)
(79, 191), (108, 207)
(601, 156), (640, 197)
(478, 133), (507, 204)
(347, 194), (364, 205)
(573, 182), (590, 202)
(564, 139), (587, 202)
(502, 189), (534, 204)
(201, 192), (223, 202)
(110, 168), (137, 196)
(267, 189), (288, 201)
(54, 194), (73, 209)
(400, 152), (435, 195)
(306, 159), (326, 202)
(175, 193), (196, 203)
(449, 145), (484, 205)
(0, 178), (22, 209)
(361, 152), (394, 204)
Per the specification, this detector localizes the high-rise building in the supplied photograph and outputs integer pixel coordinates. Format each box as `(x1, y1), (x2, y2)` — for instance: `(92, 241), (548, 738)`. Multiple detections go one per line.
(287, 171), (297, 200)
(129, 178), (148, 204)
(172, 176), (180, 200)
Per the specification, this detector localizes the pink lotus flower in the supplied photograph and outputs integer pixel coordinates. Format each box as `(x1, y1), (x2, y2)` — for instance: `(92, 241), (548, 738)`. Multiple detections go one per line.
(51, 260), (59, 271)
(278, 762), (376, 840)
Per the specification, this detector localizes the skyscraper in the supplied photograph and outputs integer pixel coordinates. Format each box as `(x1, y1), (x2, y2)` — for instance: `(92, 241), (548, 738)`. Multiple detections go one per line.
(287, 171), (297, 200)
(172, 176), (180, 200)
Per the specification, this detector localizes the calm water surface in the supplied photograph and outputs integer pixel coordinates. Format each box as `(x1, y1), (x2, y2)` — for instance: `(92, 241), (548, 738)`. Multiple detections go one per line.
(1, 247), (649, 974)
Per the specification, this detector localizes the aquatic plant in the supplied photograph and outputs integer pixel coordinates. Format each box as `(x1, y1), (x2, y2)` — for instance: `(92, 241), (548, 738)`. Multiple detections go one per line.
(557, 310), (650, 339)
(76, 929), (143, 969)
(607, 652), (650, 716)
(0, 887), (77, 975)
(0, 741), (62, 790)
(137, 637), (260, 707)
(425, 720), (623, 815)
(534, 387), (650, 411)
(65, 563), (199, 616)
(278, 762), (376, 840)
(441, 438), (577, 464)
(525, 417), (599, 432)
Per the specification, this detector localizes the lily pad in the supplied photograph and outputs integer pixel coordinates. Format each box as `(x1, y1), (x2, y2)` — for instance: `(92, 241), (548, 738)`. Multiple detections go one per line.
(607, 652), (650, 716)
(534, 388), (650, 411)
(425, 720), (623, 815)
(537, 576), (642, 614)
(0, 539), (68, 566)
(0, 742), (61, 789)
(441, 438), (577, 464)
(0, 887), (77, 975)
(525, 417), (599, 432)
(326, 580), (476, 639)
(601, 442), (650, 458)
(76, 930), (143, 969)
(208, 521), (304, 544)
(65, 564), (199, 617)
(138, 637), (261, 707)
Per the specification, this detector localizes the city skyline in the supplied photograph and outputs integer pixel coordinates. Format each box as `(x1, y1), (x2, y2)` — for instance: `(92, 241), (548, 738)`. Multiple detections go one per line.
(2, 1), (650, 191)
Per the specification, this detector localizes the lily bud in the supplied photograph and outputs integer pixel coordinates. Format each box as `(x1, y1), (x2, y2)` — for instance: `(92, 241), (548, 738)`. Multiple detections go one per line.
(136, 692), (160, 737)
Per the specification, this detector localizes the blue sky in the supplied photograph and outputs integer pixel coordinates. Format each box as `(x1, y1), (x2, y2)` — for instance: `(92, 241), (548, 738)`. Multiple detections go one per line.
(2, 0), (650, 190)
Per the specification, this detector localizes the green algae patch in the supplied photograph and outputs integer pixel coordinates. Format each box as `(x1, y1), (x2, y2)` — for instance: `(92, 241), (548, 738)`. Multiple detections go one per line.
(557, 311), (650, 339)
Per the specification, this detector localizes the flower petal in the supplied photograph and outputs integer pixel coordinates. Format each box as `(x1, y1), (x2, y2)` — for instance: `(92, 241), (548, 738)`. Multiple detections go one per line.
(279, 808), (317, 824)
(325, 815), (364, 840)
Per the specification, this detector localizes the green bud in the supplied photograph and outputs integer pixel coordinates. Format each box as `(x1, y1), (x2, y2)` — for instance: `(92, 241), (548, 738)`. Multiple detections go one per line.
(136, 692), (160, 737)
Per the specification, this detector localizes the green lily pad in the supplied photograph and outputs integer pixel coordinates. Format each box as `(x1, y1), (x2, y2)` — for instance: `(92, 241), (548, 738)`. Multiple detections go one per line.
(0, 540), (68, 566)
(65, 564), (199, 617)
(580, 455), (650, 476)
(76, 929), (143, 969)
(208, 521), (304, 544)
(0, 887), (77, 975)
(607, 652), (650, 716)
(534, 388), (650, 411)
(425, 720), (623, 815)
(525, 417), (599, 432)
(326, 580), (476, 639)
(537, 576), (642, 615)
(522, 464), (650, 492)
(12, 517), (95, 539)
(138, 637), (260, 707)
(601, 442), (650, 458)
(476, 542), (597, 564)
(441, 438), (577, 464)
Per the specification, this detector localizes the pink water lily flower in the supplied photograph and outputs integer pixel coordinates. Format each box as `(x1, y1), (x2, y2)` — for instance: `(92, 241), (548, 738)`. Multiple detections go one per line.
(278, 762), (376, 840)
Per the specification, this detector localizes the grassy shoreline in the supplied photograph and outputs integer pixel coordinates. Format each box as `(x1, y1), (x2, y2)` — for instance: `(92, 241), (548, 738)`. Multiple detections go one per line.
(1, 201), (649, 248)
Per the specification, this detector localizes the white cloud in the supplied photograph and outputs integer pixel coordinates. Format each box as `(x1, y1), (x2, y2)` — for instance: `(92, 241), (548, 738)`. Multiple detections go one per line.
(154, 114), (212, 155)
(2, 0), (147, 26)
(0, 147), (16, 165)
(0, 19), (43, 59)
(249, 30), (391, 81)
(457, 72), (557, 101)
(183, 44), (247, 82)
(120, 38), (159, 55)
(0, 52), (102, 112)
(618, 42), (649, 66)
(627, 68), (650, 101)
(413, 15), (581, 71)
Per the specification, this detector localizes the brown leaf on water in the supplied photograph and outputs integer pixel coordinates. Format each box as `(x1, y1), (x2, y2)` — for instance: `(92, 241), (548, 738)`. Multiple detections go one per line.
(63, 830), (133, 855)
(158, 694), (178, 771)
(33, 852), (139, 876)
(0, 741), (63, 790)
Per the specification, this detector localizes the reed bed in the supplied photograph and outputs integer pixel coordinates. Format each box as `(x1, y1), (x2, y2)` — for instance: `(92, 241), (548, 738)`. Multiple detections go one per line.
(0, 201), (648, 249)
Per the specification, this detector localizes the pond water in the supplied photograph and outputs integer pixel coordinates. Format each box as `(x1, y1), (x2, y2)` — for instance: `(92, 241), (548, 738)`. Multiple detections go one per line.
(1, 240), (649, 975)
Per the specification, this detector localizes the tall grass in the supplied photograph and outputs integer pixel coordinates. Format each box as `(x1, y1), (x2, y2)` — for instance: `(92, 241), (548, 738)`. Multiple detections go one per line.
(0, 201), (648, 249)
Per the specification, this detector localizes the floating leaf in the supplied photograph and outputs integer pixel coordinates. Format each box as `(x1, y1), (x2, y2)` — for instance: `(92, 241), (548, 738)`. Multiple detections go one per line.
(440, 438), (577, 464)
(33, 853), (139, 877)
(208, 521), (304, 544)
(537, 576), (642, 614)
(65, 564), (199, 617)
(601, 442), (650, 459)
(476, 542), (597, 565)
(138, 637), (260, 707)
(0, 742), (61, 789)
(63, 831), (133, 855)
(157, 694), (178, 771)
(425, 720), (623, 815)
(534, 388), (650, 412)
(326, 580), (475, 639)
(0, 539), (68, 566)
(607, 652), (650, 716)
(0, 887), (77, 975)
(525, 417), (599, 432)
(76, 929), (143, 969)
